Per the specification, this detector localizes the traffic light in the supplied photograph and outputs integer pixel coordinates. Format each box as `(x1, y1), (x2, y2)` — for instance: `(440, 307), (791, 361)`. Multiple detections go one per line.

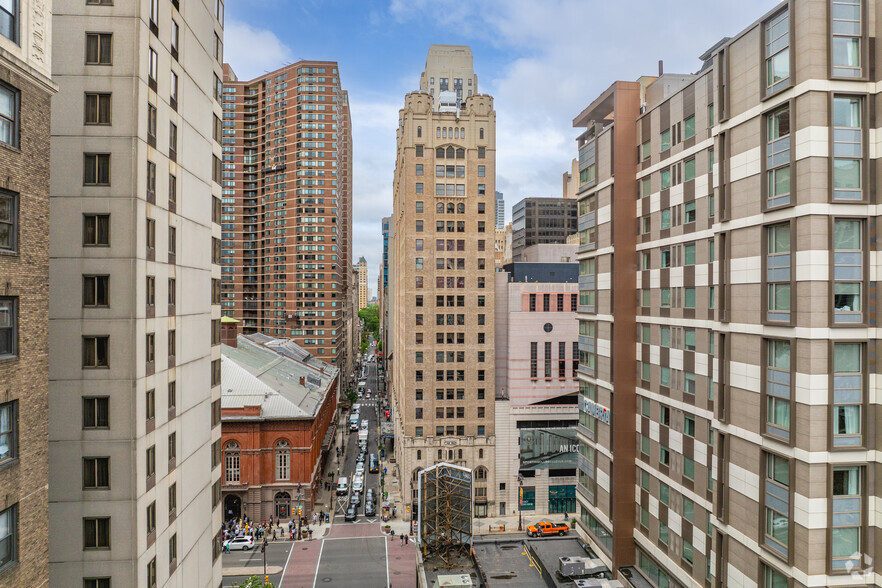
(298, 505), (303, 516)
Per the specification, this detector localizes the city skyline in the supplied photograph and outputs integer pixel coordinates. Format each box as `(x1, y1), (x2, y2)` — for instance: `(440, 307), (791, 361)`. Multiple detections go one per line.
(224, 0), (777, 288)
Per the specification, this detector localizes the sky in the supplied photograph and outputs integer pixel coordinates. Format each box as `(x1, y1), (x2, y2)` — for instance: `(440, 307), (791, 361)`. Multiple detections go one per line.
(225, 0), (779, 290)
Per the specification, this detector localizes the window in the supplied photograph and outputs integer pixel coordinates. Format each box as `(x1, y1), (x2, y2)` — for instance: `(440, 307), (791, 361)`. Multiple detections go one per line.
(0, 401), (15, 465)
(275, 440), (290, 480)
(684, 158), (695, 182)
(478, 146), (485, 158)
(659, 446), (670, 466)
(146, 218), (155, 252)
(169, 122), (177, 159)
(82, 214), (110, 248)
(831, 465), (862, 569)
(149, 0), (158, 27)
(83, 397), (109, 429)
(681, 116), (695, 140)
(764, 452), (790, 558)
(85, 33), (112, 65)
(170, 71), (178, 107)
(148, 47), (158, 87)
(168, 483), (177, 516)
(83, 275), (109, 307)
(685, 415), (695, 437)
(766, 340), (792, 440)
(83, 336), (109, 368)
(147, 557), (157, 588)
(215, 0), (224, 24)
(640, 140), (650, 161)
(145, 276), (155, 308)
(168, 381), (176, 411)
(764, 9), (790, 94)
(684, 457), (695, 480)
(225, 442), (240, 482)
(764, 223), (792, 323)
(831, 0), (862, 78)
(83, 517), (110, 549)
(683, 540), (694, 565)
(171, 20), (179, 58)
(832, 219), (863, 322)
(168, 329), (176, 357)
(146, 160), (156, 198)
(168, 226), (176, 255)
(0, 297), (15, 358)
(0, 191), (15, 252)
(169, 533), (177, 566)
(832, 97), (863, 200)
(84, 154), (110, 185)
(83, 457), (110, 489)
(832, 342), (862, 447)
(761, 563), (788, 588)
(0, 504), (15, 571)
(84, 579), (111, 588)
(640, 178), (651, 198)
(684, 243), (696, 265)
(660, 129), (671, 151)
(660, 168), (671, 190)
(685, 287), (696, 308)
(415, 164), (423, 176)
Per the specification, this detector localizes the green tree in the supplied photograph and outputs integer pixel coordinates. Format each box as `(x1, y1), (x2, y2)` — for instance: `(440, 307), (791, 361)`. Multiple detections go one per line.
(233, 576), (274, 588)
(358, 305), (379, 337)
(347, 389), (358, 406)
(360, 340), (368, 354)
(377, 340), (383, 352)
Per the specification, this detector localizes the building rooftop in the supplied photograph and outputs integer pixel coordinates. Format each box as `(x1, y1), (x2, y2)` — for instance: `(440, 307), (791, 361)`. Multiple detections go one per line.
(501, 262), (579, 284)
(221, 334), (338, 420)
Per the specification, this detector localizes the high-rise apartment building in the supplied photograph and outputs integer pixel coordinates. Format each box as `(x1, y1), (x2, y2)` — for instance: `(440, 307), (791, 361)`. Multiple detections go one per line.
(575, 2), (882, 587)
(495, 190), (504, 229)
(390, 45), (497, 519)
(511, 197), (578, 262)
(49, 1), (225, 586)
(380, 216), (391, 342)
(0, 1), (54, 584)
(220, 60), (353, 366)
(357, 256), (368, 310)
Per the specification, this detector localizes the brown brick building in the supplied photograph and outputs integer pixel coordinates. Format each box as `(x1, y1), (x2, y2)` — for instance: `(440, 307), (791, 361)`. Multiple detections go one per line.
(220, 62), (354, 370)
(0, 1), (54, 584)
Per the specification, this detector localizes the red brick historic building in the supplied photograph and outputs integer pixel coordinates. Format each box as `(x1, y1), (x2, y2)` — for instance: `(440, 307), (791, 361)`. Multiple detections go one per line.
(221, 334), (338, 522)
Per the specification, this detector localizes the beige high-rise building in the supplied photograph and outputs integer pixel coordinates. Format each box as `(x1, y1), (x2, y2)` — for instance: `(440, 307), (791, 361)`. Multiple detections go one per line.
(575, 2), (882, 587)
(0, 1), (54, 585)
(357, 256), (368, 310)
(49, 1), (224, 586)
(390, 45), (496, 519)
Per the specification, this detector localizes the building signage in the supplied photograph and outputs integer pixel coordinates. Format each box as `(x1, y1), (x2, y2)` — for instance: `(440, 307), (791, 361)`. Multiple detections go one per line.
(579, 396), (611, 425)
(519, 428), (578, 469)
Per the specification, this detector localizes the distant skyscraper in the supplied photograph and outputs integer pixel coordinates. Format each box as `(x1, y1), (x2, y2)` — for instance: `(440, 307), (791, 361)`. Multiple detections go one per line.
(391, 45), (497, 520)
(221, 60), (353, 364)
(357, 257), (368, 309)
(511, 197), (578, 261)
(495, 191), (504, 229)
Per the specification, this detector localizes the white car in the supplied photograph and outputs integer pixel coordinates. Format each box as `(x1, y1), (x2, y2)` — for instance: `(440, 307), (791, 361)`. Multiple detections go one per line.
(352, 478), (364, 492)
(224, 536), (254, 551)
(355, 462), (365, 474)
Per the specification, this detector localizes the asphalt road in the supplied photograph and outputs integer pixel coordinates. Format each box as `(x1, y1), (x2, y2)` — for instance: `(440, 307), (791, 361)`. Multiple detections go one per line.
(222, 540), (290, 587)
(314, 536), (389, 586)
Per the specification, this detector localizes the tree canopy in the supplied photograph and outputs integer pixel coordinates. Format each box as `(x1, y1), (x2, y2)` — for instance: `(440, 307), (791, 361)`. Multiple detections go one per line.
(359, 305), (379, 337)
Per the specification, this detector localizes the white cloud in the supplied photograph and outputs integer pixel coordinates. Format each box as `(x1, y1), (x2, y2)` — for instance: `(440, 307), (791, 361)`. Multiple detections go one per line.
(223, 20), (294, 81)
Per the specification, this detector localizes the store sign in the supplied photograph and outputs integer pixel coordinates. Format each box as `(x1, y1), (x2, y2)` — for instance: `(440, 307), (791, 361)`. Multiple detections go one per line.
(519, 429), (578, 469)
(579, 396), (611, 425)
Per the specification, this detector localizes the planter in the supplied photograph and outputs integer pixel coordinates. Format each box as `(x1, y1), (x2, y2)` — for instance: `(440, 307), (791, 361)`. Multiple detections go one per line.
(384, 525), (391, 534)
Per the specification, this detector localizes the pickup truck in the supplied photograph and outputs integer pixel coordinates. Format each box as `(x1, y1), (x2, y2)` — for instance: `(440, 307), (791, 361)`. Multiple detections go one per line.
(526, 521), (570, 537)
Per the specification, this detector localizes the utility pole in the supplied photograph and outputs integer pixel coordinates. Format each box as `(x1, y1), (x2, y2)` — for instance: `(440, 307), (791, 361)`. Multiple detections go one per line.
(261, 537), (267, 577)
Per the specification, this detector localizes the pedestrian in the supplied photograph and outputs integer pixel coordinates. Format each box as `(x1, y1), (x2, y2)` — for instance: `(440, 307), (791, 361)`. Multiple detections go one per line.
(405, 533), (409, 545)
(400, 534), (404, 546)
(272, 528), (277, 541)
(308, 527), (313, 541)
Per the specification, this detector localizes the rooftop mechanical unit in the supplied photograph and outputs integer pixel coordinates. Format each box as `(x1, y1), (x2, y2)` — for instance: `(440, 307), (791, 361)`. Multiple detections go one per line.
(559, 556), (609, 577)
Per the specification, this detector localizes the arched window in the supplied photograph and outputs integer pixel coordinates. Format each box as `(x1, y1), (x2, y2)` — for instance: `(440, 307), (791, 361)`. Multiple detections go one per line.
(448, 127), (453, 138)
(479, 448), (483, 459)
(417, 450), (422, 460)
(437, 449), (442, 460)
(461, 127), (465, 139)
(442, 128), (447, 138)
(447, 203), (455, 214)
(475, 466), (488, 481)
(455, 148), (465, 159)
(436, 147), (444, 159)
(446, 146), (455, 159)
(480, 128), (484, 140)
(275, 440), (290, 480)
(436, 202), (444, 213)
(413, 468), (421, 482)
(454, 128), (459, 139)
(417, 126), (422, 138)
(448, 450), (453, 460)
(436, 127), (441, 138)
(225, 441), (240, 483)
(457, 203), (465, 214)
(457, 449), (463, 459)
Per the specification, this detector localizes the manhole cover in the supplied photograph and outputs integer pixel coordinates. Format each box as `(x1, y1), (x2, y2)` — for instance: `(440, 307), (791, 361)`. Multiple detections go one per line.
(322, 577), (333, 583)
(302, 547), (310, 550)
(393, 572), (401, 575)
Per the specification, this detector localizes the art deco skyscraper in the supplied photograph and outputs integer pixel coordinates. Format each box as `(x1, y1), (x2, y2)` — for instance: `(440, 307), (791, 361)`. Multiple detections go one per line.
(49, 1), (225, 585)
(390, 45), (497, 519)
(221, 61), (353, 367)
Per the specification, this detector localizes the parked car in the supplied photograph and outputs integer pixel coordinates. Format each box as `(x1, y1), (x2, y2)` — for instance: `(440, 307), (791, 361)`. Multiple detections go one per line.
(357, 451), (366, 463)
(352, 478), (364, 492)
(365, 502), (376, 517)
(526, 521), (570, 537)
(369, 454), (379, 474)
(365, 488), (375, 505)
(349, 491), (361, 507)
(224, 536), (254, 551)
(355, 462), (365, 474)
(344, 506), (358, 522)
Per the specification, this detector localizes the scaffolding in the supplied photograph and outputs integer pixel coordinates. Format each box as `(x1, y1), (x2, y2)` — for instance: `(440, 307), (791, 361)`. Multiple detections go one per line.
(417, 462), (473, 566)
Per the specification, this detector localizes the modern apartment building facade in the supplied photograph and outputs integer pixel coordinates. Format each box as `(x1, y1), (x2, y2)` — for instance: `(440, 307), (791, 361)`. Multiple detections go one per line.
(494, 248), (580, 519)
(511, 197), (578, 262)
(49, 0), (225, 586)
(0, 1), (54, 584)
(357, 256), (368, 310)
(495, 190), (504, 229)
(390, 45), (497, 520)
(576, 2), (882, 587)
(220, 60), (353, 366)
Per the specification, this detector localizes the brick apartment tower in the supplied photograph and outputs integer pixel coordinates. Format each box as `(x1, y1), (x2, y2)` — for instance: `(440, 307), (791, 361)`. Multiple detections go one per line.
(49, 0), (224, 586)
(0, 1), (54, 585)
(390, 45), (497, 519)
(357, 255), (368, 310)
(221, 61), (353, 370)
(576, 2), (882, 587)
